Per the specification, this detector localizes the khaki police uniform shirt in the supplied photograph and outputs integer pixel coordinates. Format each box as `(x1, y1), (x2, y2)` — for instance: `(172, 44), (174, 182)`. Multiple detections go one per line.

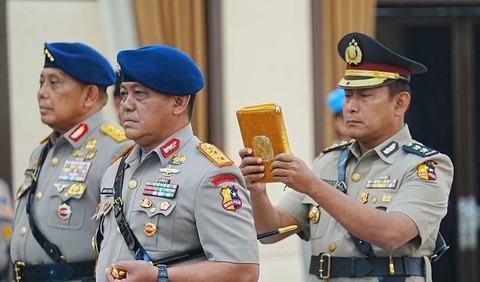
(278, 125), (453, 282)
(95, 123), (259, 282)
(0, 178), (13, 282)
(11, 110), (133, 280)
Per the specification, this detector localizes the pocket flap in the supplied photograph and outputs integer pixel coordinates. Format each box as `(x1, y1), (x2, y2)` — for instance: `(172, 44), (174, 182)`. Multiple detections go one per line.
(132, 198), (177, 217)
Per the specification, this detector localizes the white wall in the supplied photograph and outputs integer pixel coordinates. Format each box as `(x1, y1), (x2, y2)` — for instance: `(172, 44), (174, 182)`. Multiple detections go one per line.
(7, 0), (123, 190)
(222, 0), (314, 281)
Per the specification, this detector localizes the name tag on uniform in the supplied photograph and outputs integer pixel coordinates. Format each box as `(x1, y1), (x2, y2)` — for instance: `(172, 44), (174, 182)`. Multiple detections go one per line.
(59, 160), (91, 182)
(100, 187), (114, 195)
(143, 181), (179, 198)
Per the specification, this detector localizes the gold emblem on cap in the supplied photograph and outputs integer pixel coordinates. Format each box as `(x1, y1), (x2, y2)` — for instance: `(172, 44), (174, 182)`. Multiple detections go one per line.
(128, 180), (138, 189)
(308, 206), (320, 224)
(116, 62), (122, 76)
(345, 38), (362, 65)
(329, 243), (337, 252)
(352, 173), (361, 182)
(51, 157), (59, 166)
(44, 47), (55, 62)
(360, 192), (369, 204)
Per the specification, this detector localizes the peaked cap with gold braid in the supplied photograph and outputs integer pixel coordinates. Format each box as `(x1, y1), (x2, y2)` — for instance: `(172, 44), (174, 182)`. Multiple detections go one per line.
(337, 32), (428, 89)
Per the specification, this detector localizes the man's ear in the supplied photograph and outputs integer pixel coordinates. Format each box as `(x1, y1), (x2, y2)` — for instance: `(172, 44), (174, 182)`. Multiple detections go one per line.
(84, 85), (99, 108)
(172, 95), (190, 116)
(394, 92), (411, 116)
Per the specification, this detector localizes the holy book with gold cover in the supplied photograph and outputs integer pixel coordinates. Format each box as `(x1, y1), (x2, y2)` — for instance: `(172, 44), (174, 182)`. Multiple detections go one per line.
(236, 103), (291, 183)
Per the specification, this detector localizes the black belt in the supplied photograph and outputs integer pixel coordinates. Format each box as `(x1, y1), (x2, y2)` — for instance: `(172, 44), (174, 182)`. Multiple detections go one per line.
(309, 254), (425, 279)
(13, 260), (95, 282)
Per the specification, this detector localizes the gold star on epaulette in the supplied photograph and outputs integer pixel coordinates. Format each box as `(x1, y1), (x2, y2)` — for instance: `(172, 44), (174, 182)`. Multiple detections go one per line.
(198, 143), (234, 167)
(101, 124), (127, 143)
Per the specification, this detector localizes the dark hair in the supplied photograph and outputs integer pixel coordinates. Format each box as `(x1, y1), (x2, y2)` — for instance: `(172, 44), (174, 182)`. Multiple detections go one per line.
(388, 80), (411, 98)
(188, 94), (196, 119)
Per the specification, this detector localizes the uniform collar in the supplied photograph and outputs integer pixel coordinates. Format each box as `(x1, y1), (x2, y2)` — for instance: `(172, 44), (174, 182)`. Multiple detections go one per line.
(349, 124), (412, 164)
(50, 109), (106, 150)
(125, 123), (194, 167)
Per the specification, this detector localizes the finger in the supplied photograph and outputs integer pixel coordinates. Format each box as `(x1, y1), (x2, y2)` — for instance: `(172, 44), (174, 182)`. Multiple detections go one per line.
(239, 148), (254, 158)
(274, 153), (294, 162)
(271, 167), (291, 178)
(244, 173), (265, 183)
(241, 156), (263, 166)
(105, 267), (115, 282)
(240, 164), (265, 175)
(270, 160), (291, 170)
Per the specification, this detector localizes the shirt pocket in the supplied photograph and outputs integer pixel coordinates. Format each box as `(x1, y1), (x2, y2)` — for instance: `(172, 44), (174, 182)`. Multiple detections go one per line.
(130, 197), (178, 252)
(302, 196), (329, 239)
(46, 183), (88, 230)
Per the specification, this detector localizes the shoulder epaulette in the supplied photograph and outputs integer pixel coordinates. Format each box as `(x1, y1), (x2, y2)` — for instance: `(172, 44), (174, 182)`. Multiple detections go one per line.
(322, 140), (354, 154)
(39, 132), (53, 144)
(198, 142), (234, 167)
(402, 142), (439, 157)
(101, 124), (127, 143)
(110, 143), (135, 165)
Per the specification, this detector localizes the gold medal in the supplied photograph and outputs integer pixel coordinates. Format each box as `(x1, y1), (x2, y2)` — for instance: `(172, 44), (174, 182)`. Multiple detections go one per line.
(170, 154), (187, 165)
(144, 222), (157, 236)
(85, 138), (97, 149)
(140, 198), (153, 208)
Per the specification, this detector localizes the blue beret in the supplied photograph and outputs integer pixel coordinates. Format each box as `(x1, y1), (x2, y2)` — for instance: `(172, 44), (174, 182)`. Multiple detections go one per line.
(44, 42), (116, 87)
(326, 88), (345, 114)
(117, 45), (204, 96)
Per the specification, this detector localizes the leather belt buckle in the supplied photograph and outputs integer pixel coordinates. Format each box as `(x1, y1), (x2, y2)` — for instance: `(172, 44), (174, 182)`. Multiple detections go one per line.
(319, 253), (331, 279)
(14, 261), (25, 282)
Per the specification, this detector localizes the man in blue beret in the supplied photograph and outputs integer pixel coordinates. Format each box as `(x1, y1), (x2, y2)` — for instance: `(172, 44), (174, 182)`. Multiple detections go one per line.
(10, 42), (133, 282)
(240, 32), (453, 282)
(94, 45), (259, 282)
(327, 88), (350, 143)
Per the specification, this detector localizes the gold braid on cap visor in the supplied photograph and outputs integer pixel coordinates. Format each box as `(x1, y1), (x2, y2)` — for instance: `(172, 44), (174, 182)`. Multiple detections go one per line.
(337, 69), (408, 88)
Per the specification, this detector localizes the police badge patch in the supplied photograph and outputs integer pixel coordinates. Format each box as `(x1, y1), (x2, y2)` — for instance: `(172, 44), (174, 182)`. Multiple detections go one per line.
(416, 160), (438, 181)
(220, 186), (243, 211)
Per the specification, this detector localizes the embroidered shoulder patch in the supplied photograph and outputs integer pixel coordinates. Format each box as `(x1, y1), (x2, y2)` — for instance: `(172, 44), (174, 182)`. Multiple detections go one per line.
(101, 124), (127, 143)
(199, 143), (234, 167)
(220, 185), (242, 211)
(416, 160), (437, 181)
(39, 132), (52, 144)
(322, 140), (354, 154)
(402, 142), (439, 157)
(110, 143), (135, 165)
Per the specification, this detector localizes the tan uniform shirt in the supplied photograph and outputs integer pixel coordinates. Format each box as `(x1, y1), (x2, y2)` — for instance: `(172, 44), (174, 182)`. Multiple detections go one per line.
(278, 125), (453, 282)
(95, 124), (259, 282)
(0, 178), (13, 282)
(11, 110), (133, 281)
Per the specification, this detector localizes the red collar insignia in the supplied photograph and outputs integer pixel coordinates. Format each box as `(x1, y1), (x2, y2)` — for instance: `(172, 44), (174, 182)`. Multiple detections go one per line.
(160, 138), (180, 158)
(69, 123), (89, 142)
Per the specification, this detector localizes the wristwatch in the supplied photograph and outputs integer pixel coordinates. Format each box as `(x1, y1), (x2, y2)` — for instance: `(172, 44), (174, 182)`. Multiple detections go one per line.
(157, 264), (169, 282)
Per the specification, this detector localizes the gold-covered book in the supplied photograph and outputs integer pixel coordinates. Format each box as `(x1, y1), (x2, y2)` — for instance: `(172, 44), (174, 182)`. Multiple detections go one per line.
(236, 103), (291, 183)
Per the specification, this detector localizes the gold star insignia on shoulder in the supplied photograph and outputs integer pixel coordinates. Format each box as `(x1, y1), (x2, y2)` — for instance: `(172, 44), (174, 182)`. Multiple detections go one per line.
(101, 124), (127, 143)
(198, 143), (234, 167)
